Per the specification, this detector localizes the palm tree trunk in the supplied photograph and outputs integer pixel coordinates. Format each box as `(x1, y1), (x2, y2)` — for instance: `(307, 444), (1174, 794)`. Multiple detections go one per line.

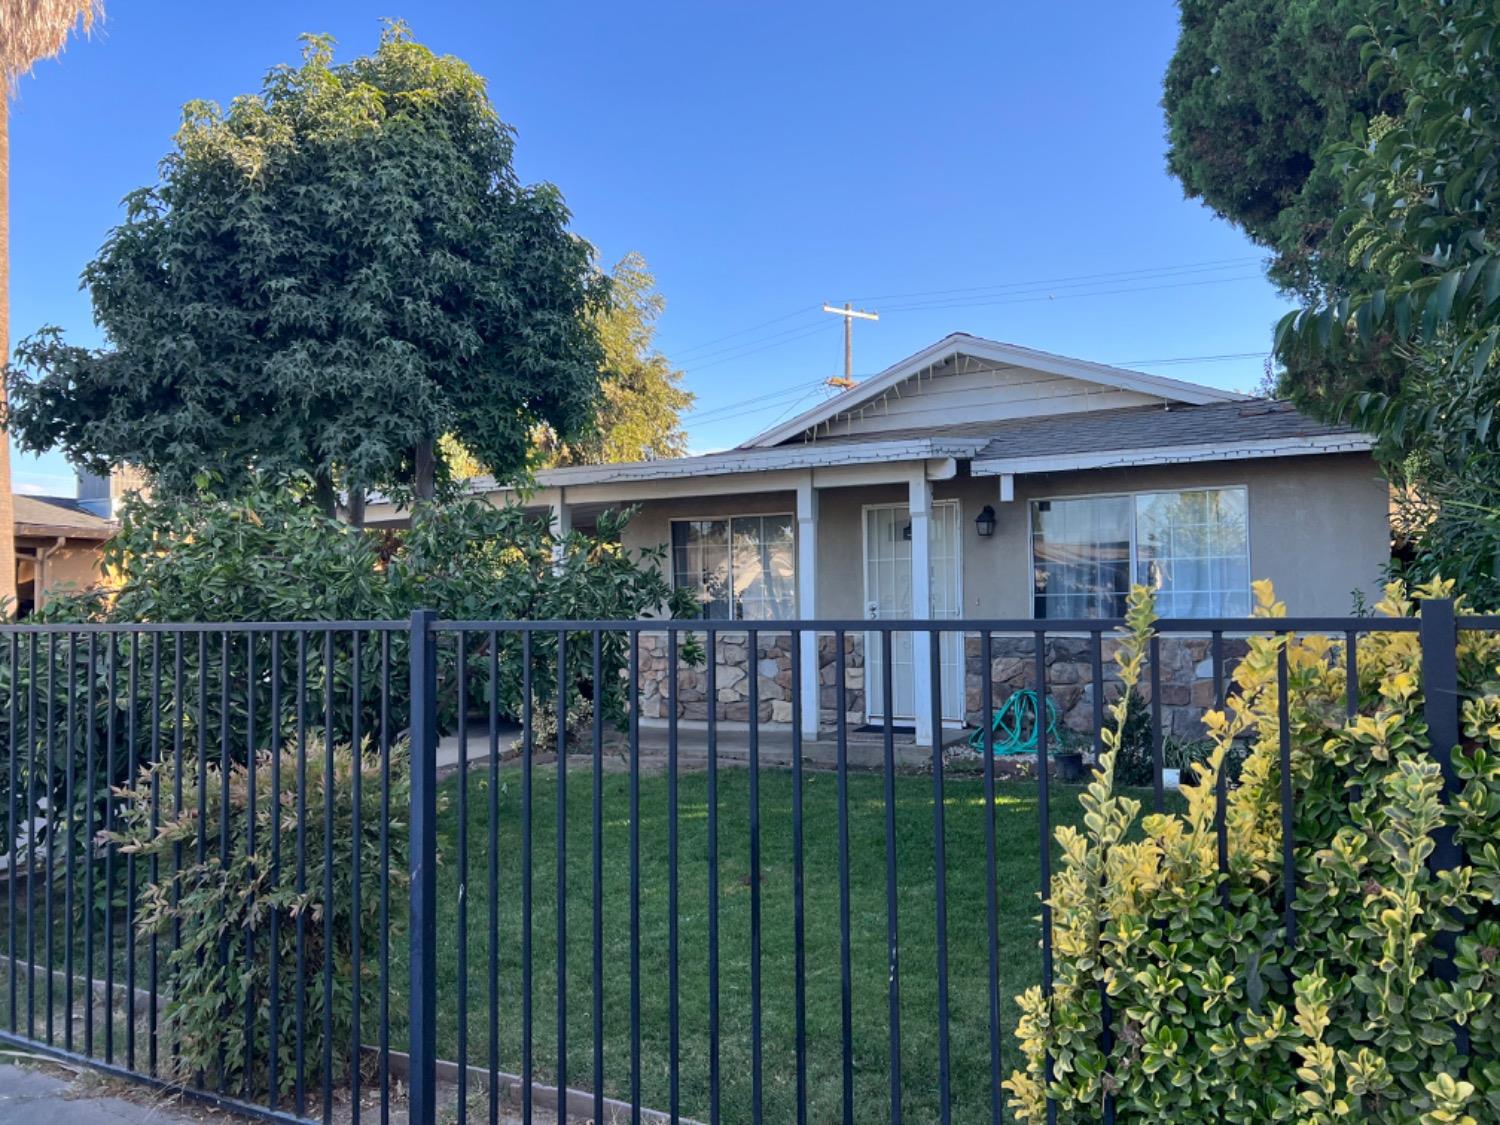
(0, 97), (19, 617)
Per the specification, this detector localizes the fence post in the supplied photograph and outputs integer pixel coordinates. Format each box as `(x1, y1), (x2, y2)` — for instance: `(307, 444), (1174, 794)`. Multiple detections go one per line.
(408, 609), (439, 1123)
(1418, 597), (1468, 1060)
(1419, 598), (1463, 873)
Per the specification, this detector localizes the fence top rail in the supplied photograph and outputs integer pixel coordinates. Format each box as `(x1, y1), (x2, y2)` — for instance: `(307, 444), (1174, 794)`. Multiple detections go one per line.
(0, 619), (410, 636)
(0, 612), (1469, 636)
(431, 614), (1428, 635)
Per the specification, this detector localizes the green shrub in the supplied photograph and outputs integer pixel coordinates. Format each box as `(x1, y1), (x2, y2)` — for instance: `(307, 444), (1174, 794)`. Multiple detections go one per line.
(1005, 579), (1500, 1123)
(109, 737), (410, 1097)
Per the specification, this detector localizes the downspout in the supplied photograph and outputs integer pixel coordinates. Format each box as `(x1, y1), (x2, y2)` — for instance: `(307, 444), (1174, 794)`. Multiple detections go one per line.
(25, 536), (67, 613)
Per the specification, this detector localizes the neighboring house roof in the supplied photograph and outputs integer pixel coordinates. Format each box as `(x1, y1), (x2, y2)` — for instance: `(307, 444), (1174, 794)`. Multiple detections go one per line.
(739, 332), (1251, 449)
(13, 494), (117, 540)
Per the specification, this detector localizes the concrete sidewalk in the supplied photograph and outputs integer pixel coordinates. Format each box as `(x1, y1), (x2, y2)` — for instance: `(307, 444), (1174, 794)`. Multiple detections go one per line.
(0, 1060), (234, 1122)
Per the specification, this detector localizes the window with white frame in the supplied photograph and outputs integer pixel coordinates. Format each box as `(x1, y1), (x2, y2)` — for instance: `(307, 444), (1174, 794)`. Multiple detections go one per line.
(671, 514), (796, 620)
(1031, 487), (1250, 618)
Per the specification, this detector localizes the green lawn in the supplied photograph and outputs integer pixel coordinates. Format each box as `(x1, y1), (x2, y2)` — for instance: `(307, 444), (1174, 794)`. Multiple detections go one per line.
(421, 762), (1103, 1124)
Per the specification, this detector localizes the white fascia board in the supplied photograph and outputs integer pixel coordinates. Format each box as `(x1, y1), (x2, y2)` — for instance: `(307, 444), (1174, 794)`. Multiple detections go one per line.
(741, 333), (1250, 449)
(971, 434), (1374, 477)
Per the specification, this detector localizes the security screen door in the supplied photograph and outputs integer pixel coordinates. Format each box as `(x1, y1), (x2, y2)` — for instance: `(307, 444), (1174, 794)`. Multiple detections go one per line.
(863, 501), (963, 724)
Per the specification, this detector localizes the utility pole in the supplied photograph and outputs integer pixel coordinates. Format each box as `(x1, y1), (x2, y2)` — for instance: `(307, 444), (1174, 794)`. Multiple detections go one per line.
(823, 302), (879, 389)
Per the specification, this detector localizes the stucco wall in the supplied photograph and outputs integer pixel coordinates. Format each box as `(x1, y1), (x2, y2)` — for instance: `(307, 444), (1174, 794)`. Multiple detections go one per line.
(621, 452), (1390, 619)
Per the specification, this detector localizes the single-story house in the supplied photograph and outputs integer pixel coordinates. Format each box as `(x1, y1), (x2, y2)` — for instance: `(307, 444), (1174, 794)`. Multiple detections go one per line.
(369, 333), (1391, 745)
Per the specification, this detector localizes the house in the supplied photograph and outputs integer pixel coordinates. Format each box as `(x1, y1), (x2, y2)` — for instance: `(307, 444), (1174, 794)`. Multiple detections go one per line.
(12, 493), (116, 616)
(9, 466), (143, 616)
(370, 332), (1391, 745)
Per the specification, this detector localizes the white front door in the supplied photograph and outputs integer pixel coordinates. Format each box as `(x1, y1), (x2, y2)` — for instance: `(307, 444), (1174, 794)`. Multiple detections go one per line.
(864, 501), (964, 724)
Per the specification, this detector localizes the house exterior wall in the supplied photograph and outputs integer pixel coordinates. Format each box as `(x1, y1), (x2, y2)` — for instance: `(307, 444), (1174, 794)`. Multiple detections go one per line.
(620, 452), (1390, 620)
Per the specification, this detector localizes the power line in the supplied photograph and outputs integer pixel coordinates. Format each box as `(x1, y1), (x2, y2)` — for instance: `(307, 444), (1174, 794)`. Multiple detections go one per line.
(874, 272), (1265, 315)
(837, 256), (1263, 304)
(669, 306), (820, 360)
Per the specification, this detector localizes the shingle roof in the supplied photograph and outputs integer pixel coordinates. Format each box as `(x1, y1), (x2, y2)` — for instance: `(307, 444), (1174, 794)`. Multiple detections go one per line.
(971, 400), (1358, 461)
(13, 494), (116, 538)
(789, 400), (1360, 460)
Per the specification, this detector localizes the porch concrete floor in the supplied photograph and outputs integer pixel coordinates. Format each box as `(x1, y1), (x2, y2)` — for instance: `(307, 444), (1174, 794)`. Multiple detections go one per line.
(437, 720), (970, 773)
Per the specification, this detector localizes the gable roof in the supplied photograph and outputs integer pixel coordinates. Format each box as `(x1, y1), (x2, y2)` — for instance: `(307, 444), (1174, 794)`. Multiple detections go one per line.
(740, 332), (1251, 449)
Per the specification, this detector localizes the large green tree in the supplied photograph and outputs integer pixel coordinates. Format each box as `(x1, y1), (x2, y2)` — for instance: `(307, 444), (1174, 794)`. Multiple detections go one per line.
(1274, 0), (1500, 597)
(3, 23), (605, 515)
(539, 252), (693, 466)
(1163, 0), (1399, 302)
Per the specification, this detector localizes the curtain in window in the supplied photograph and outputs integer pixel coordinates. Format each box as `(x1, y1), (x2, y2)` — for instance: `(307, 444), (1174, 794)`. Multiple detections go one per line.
(671, 519), (730, 618)
(672, 515), (796, 620)
(1134, 489), (1250, 616)
(1031, 496), (1132, 618)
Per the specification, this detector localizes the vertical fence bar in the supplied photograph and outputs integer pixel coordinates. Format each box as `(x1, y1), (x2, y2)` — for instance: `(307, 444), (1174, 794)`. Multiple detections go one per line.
(218, 632), (233, 1093)
(242, 633), (256, 1096)
(1277, 637), (1294, 941)
(748, 626), (763, 1125)
(147, 633), (162, 1075)
(1419, 598), (1467, 1057)
(293, 632), (308, 1114)
(1035, 630), (1055, 1125)
(44, 633), (55, 1046)
(930, 628), (951, 1124)
(489, 630), (501, 1125)
(1090, 631), (1113, 1125)
(880, 627), (901, 1125)
(705, 627), (720, 1125)
(84, 632), (97, 1058)
(6, 633), (16, 1036)
(103, 633), (115, 1063)
(1149, 634), (1164, 814)
(28, 632), (38, 1044)
(556, 630), (569, 1125)
(1344, 631), (1359, 721)
(349, 631), (363, 1125)
(522, 629), (535, 1125)
(591, 629), (605, 1125)
(193, 632), (207, 1091)
(666, 628), (678, 1124)
(456, 632), (470, 1124)
(980, 631), (1001, 1125)
(1213, 632), (1229, 910)
(321, 630), (336, 1118)
(628, 630), (641, 1125)
(268, 631), (282, 1110)
(170, 634), (185, 1072)
(380, 629), (393, 1125)
(833, 629), (853, 1125)
(125, 632), (139, 1069)
(64, 633), (77, 1053)
(790, 627), (808, 1125)
(408, 610), (440, 1125)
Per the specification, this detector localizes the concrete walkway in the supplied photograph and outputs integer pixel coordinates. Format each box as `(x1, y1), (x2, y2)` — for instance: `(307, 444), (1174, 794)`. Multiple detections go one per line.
(0, 1060), (234, 1123)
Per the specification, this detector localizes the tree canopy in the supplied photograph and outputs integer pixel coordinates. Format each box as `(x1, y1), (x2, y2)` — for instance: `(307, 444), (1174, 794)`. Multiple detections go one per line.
(1163, 0), (1399, 302)
(540, 252), (694, 466)
(3, 23), (606, 512)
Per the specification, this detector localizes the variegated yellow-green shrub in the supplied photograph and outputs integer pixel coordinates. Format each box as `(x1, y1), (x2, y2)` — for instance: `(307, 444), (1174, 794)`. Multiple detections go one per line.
(1005, 579), (1500, 1123)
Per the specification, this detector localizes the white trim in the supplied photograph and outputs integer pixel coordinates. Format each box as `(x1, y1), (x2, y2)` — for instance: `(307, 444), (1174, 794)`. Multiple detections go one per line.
(1027, 484), (1252, 621)
(796, 476), (820, 739)
(743, 333), (1249, 449)
(974, 434), (1371, 477)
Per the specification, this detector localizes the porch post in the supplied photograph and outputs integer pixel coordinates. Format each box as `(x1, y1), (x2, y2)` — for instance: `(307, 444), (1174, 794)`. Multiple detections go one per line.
(796, 474), (821, 740)
(548, 487), (571, 570)
(909, 472), (935, 746)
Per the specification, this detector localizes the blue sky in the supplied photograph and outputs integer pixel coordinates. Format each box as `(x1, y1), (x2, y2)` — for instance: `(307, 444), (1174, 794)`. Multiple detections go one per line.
(7, 0), (1290, 494)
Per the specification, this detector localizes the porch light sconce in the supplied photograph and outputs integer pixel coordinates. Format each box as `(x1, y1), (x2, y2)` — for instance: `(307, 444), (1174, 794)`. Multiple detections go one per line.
(975, 505), (997, 538)
(902, 522), (912, 541)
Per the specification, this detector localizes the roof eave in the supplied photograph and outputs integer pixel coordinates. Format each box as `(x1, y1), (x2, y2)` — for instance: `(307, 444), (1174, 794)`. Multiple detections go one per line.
(972, 434), (1374, 477)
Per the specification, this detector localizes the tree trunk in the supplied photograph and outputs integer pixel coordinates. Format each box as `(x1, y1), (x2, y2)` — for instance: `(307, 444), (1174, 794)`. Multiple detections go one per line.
(346, 487), (366, 529)
(312, 471), (338, 520)
(0, 98), (18, 618)
(413, 438), (436, 506)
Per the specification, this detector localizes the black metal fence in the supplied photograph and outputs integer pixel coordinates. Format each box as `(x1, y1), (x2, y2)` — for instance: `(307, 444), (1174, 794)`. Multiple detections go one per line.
(0, 604), (1473, 1123)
